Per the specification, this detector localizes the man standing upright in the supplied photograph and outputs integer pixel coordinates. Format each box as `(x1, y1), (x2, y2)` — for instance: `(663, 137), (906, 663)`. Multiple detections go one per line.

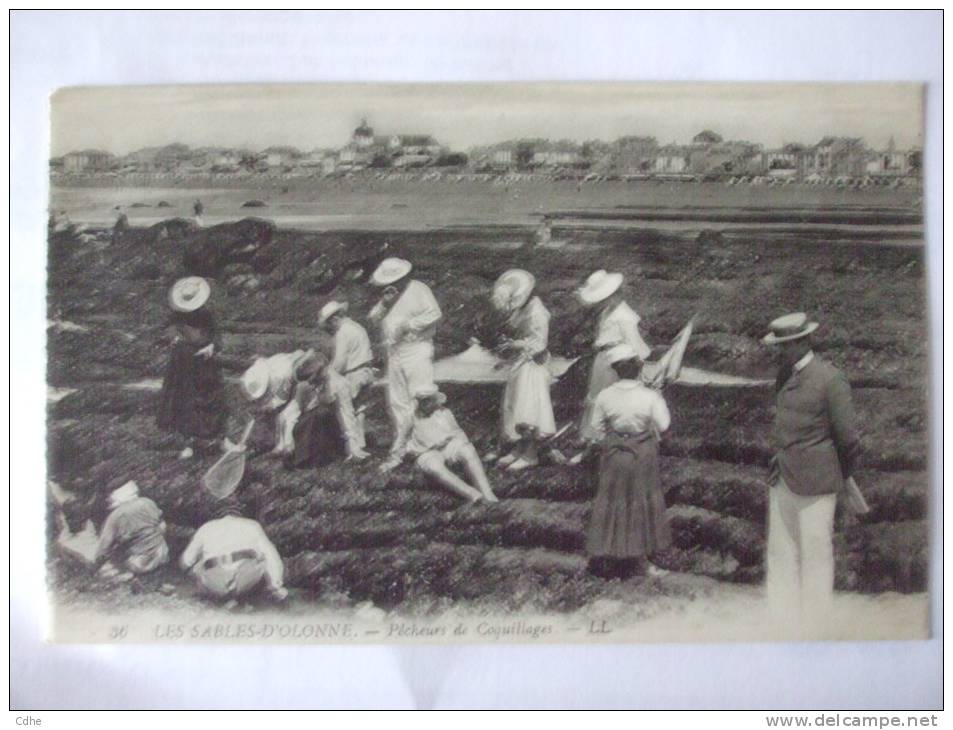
(320, 300), (375, 461)
(762, 312), (860, 630)
(369, 258), (442, 472)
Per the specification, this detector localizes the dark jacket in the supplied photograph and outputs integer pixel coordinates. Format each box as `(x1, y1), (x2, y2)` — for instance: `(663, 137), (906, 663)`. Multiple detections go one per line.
(772, 355), (860, 496)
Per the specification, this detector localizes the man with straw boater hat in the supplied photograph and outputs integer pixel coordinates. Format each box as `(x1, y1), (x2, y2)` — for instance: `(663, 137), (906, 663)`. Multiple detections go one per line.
(576, 270), (652, 442)
(762, 312), (860, 629)
(320, 300), (375, 461)
(368, 258), (443, 472)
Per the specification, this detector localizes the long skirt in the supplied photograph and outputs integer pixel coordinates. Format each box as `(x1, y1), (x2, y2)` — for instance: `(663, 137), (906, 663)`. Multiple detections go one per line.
(579, 350), (618, 441)
(501, 358), (556, 442)
(156, 342), (226, 440)
(288, 404), (345, 469)
(586, 432), (671, 559)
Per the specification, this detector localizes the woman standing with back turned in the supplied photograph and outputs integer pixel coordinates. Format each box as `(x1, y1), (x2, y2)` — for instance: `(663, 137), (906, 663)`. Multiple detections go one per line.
(585, 343), (671, 580)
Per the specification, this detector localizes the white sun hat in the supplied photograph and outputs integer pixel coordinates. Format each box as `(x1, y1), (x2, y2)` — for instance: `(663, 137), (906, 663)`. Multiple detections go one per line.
(241, 358), (272, 402)
(606, 343), (642, 365)
(491, 269), (536, 313)
(319, 300), (349, 326)
(169, 276), (211, 313)
(577, 270), (624, 305)
(108, 480), (140, 509)
(371, 258), (413, 287)
(413, 384), (447, 405)
(762, 312), (819, 345)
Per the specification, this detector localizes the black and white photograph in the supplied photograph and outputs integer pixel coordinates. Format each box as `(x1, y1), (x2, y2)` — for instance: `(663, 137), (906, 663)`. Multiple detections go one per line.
(42, 79), (932, 645)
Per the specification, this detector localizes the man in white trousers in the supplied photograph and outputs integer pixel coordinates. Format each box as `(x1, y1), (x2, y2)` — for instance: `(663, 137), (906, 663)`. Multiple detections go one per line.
(763, 313), (860, 633)
(368, 258), (442, 472)
(320, 300), (375, 461)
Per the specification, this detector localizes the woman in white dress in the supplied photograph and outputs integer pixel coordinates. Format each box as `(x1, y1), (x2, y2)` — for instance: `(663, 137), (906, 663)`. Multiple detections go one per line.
(576, 270), (652, 442)
(491, 269), (556, 471)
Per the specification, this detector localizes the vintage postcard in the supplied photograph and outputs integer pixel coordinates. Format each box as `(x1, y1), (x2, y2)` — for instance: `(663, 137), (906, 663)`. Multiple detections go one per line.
(46, 82), (930, 644)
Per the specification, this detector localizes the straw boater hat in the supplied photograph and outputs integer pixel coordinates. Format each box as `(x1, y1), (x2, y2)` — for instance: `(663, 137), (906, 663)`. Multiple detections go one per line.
(318, 300), (348, 327)
(606, 343), (642, 366)
(577, 270), (624, 305)
(371, 258), (413, 287)
(492, 269), (536, 313)
(762, 312), (819, 345)
(413, 384), (447, 405)
(242, 350), (316, 401)
(169, 276), (211, 313)
(108, 480), (139, 509)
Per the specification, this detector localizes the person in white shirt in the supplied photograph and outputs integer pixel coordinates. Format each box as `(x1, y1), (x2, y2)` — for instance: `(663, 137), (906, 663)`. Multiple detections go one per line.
(180, 498), (288, 603)
(406, 387), (498, 504)
(368, 258), (442, 472)
(577, 270), (652, 442)
(320, 301), (375, 460)
(585, 344), (672, 580)
(241, 349), (313, 455)
(491, 269), (556, 471)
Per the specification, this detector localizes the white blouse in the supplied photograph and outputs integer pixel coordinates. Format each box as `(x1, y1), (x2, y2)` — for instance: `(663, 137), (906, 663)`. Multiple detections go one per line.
(594, 301), (651, 360)
(589, 380), (671, 440)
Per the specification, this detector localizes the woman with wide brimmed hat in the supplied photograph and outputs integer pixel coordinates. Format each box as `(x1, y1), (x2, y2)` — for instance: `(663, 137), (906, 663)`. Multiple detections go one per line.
(585, 344), (672, 580)
(156, 277), (227, 458)
(491, 269), (556, 471)
(576, 270), (652, 442)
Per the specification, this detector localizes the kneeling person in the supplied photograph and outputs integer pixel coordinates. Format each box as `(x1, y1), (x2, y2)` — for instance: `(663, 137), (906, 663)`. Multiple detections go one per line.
(408, 387), (498, 504)
(94, 480), (170, 575)
(180, 497), (287, 603)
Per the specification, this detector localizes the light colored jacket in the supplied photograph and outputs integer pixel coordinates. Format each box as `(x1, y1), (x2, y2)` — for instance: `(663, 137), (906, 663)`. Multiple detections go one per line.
(370, 280), (442, 349)
(594, 301), (651, 360)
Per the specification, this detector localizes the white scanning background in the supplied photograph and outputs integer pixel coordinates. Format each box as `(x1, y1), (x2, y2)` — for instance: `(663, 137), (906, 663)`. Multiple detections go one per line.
(10, 10), (943, 710)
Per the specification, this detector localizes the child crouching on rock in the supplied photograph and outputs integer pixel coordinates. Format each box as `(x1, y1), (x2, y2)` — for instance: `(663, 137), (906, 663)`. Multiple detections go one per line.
(94, 480), (170, 577)
(407, 386), (499, 504)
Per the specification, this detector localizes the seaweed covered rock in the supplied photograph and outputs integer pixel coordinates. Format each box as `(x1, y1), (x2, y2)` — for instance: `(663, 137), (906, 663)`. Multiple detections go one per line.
(182, 217), (277, 277)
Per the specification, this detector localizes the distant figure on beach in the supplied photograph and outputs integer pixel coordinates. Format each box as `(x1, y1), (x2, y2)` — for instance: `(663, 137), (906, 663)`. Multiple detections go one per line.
(533, 217), (552, 248)
(94, 480), (169, 576)
(112, 206), (128, 246)
(180, 497), (288, 605)
(369, 258), (442, 473)
(193, 198), (204, 227)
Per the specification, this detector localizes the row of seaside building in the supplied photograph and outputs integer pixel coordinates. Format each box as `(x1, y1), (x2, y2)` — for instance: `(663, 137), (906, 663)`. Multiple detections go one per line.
(52, 119), (921, 181)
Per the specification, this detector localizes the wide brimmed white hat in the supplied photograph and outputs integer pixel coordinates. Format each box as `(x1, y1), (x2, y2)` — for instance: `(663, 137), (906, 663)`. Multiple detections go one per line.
(413, 384), (447, 405)
(169, 276), (211, 313)
(371, 258), (412, 286)
(577, 270), (623, 305)
(319, 300), (348, 326)
(108, 480), (139, 509)
(241, 358), (272, 401)
(606, 343), (643, 365)
(762, 312), (819, 345)
(492, 269), (536, 313)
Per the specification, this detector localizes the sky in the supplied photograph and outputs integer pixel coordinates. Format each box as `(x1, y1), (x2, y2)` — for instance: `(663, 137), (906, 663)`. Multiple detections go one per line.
(50, 82), (924, 156)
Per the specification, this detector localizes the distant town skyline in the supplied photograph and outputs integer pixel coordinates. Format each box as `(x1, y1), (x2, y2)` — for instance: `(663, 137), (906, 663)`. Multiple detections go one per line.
(51, 82), (923, 156)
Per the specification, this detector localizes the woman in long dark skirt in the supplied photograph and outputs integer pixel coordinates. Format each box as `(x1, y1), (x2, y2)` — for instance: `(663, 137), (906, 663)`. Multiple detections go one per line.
(585, 344), (672, 580)
(157, 277), (227, 459)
